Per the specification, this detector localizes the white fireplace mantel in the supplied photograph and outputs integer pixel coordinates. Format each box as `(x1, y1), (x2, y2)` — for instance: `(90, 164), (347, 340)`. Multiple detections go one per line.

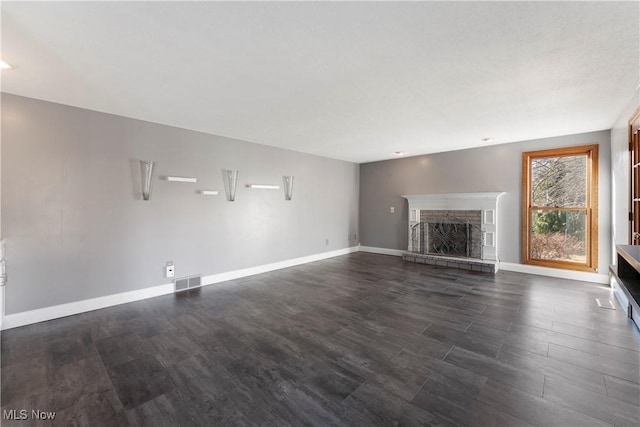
(402, 192), (505, 261)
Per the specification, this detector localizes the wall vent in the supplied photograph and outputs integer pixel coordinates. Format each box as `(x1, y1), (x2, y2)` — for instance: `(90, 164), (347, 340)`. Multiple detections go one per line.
(188, 275), (201, 289)
(595, 298), (615, 310)
(174, 275), (202, 293)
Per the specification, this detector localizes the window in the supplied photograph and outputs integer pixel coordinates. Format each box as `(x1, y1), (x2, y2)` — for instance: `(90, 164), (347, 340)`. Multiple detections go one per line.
(522, 145), (598, 272)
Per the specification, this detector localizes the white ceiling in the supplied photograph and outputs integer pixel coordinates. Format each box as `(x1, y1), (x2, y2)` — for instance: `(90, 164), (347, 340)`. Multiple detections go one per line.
(1, 2), (638, 163)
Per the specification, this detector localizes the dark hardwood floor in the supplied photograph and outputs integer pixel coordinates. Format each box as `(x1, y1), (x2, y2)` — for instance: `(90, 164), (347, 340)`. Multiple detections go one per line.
(2, 252), (639, 426)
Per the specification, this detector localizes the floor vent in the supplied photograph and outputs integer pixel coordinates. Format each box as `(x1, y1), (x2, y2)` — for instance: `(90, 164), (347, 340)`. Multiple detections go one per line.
(174, 275), (202, 293)
(596, 298), (616, 310)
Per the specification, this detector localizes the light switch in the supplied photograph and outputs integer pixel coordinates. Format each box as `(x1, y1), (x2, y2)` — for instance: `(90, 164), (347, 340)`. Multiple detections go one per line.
(390, 207), (395, 213)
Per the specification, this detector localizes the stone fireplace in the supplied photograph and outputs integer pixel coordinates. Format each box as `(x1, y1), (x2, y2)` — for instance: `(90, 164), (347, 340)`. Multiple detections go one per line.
(402, 193), (505, 273)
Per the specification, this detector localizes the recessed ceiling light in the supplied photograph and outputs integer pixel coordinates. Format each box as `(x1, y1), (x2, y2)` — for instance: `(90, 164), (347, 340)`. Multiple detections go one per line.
(481, 137), (494, 143)
(0, 61), (13, 70)
(394, 151), (405, 156)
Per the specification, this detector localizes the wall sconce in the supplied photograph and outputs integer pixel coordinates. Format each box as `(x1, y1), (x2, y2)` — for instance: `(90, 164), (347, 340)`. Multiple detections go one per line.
(283, 176), (294, 200)
(222, 169), (239, 201)
(140, 160), (156, 201)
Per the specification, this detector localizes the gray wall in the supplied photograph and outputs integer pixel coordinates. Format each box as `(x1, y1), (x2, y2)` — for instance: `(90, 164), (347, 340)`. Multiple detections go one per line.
(1, 94), (359, 314)
(360, 130), (612, 273)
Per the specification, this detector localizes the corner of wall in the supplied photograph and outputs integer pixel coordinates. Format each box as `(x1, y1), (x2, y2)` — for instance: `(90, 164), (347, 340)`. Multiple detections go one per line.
(0, 91), (4, 329)
(610, 88), (640, 262)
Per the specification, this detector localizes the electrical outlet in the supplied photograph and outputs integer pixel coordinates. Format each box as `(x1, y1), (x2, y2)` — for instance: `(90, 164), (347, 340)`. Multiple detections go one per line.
(325, 239), (329, 245)
(165, 262), (175, 278)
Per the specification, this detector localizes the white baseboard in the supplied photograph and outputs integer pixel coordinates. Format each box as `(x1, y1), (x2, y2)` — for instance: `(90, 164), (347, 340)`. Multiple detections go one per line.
(1, 246), (360, 330)
(2, 283), (175, 330)
(201, 246), (359, 286)
(359, 246), (404, 257)
(0, 286), (4, 330)
(499, 262), (609, 284)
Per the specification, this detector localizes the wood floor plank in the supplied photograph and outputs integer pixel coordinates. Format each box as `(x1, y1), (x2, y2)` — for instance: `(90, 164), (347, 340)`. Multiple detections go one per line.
(1, 356), (49, 407)
(106, 354), (175, 410)
(470, 400), (536, 427)
(422, 324), (502, 358)
(509, 323), (601, 355)
(0, 391), (54, 427)
(96, 333), (152, 368)
(595, 342), (640, 366)
(548, 343), (640, 384)
(336, 350), (428, 401)
(551, 320), (640, 352)
(341, 382), (452, 426)
(53, 390), (126, 427)
(478, 378), (613, 427)
(444, 346), (545, 397)
(466, 322), (550, 356)
(393, 349), (487, 398)
(47, 354), (115, 412)
(412, 376), (535, 427)
(604, 374), (640, 407)
(125, 392), (201, 427)
(411, 376), (483, 426)
(497, 345), (607, 395)
(543, 376), (640, 426)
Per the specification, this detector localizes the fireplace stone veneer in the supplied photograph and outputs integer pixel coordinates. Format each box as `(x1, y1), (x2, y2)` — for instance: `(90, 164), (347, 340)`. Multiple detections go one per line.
(402, 192), (505, 273)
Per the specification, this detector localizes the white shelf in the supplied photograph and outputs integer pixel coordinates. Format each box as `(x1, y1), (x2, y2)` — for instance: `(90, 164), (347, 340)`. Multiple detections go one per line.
(247, 184), (280, 189)
(166, 176), (197, 183)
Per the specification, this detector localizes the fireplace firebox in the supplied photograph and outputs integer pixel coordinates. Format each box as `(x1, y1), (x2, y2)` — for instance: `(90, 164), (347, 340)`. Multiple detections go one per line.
(411, 211), (482, 259)
(402, 193), (505, 273)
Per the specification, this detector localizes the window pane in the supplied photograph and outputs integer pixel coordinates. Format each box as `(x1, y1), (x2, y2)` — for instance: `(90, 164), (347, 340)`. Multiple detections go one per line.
(531, 155), (587, 207)
(530, 210), (586, 263)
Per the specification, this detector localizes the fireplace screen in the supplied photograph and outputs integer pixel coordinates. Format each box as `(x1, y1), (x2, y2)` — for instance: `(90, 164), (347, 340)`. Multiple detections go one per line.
(410, 212), (483, 259)
(427, 222), (470, 257)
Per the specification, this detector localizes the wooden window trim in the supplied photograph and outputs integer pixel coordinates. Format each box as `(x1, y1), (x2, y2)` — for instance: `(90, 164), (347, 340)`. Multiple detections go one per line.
(521, 144), (598, 272)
